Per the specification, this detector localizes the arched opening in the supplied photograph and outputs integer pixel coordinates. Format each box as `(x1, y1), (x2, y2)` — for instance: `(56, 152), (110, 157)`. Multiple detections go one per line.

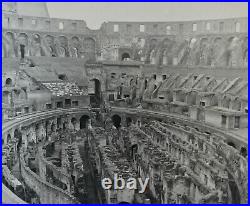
(121, 53), (130, 61)
(80, 115), (90, 129)
(227, 142), (236, 148)
(18, 33), (28, 58)
(130, 79), (133, 86)
(84, 37), (96, 61)
(89, 79), (101, 108)
(31, 34), (43, 56)
(5, 78), (12, 87)
(112, 115), (121, 129)
(240, 147), (247, 158)
(58, 36), (69, 57)
(126, 117), (132, 127)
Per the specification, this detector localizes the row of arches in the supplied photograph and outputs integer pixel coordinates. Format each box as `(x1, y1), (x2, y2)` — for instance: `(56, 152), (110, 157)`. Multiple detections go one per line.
(2, 32), (96, 59)
(131, 36), (248, 67)
(220, 96), (245, 112)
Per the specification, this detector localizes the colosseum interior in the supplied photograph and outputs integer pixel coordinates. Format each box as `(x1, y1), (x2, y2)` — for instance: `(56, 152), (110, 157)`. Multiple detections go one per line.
(2, 2), (248, 204)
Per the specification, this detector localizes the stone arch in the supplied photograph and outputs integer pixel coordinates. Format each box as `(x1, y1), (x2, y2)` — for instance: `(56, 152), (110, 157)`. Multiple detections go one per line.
(70, 36), (81, 58)
(44, 35), (56, 56)
(80, 115), (90, 129)
(172, 40), (185, 65)
(147, 39), (157, 63)
(186, 38), (199, 66)
(5, 78), (13, 87)
(5, 32), (17, 57)
(84, 37), (96, 61)
(57, 36), (69, 57)
(198, 38), (209, 65)
(112, 114), (121, 129)
(17, 33), (29, 57)
(211, 37), (225, 67)
(31, 34), (44, 56)
(226, 36), (241, 67)
(161, 38), (173, 65)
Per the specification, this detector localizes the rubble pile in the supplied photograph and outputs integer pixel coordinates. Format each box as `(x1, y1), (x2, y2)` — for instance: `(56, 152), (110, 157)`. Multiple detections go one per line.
(42, 82), (85, 97)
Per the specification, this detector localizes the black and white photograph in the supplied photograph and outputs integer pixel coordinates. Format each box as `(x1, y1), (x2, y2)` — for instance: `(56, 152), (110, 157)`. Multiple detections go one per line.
(2, 2), (248, 204)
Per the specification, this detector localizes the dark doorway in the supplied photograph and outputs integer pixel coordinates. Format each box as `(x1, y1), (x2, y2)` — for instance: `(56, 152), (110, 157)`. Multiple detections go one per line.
(112, 115), (121, 129)
(80, 115), (90, 129)
(121, 53), (130, 61)
(20, 44), (25, 59)
(5, 78), (12, 87)
(89, 79), (101, 108)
